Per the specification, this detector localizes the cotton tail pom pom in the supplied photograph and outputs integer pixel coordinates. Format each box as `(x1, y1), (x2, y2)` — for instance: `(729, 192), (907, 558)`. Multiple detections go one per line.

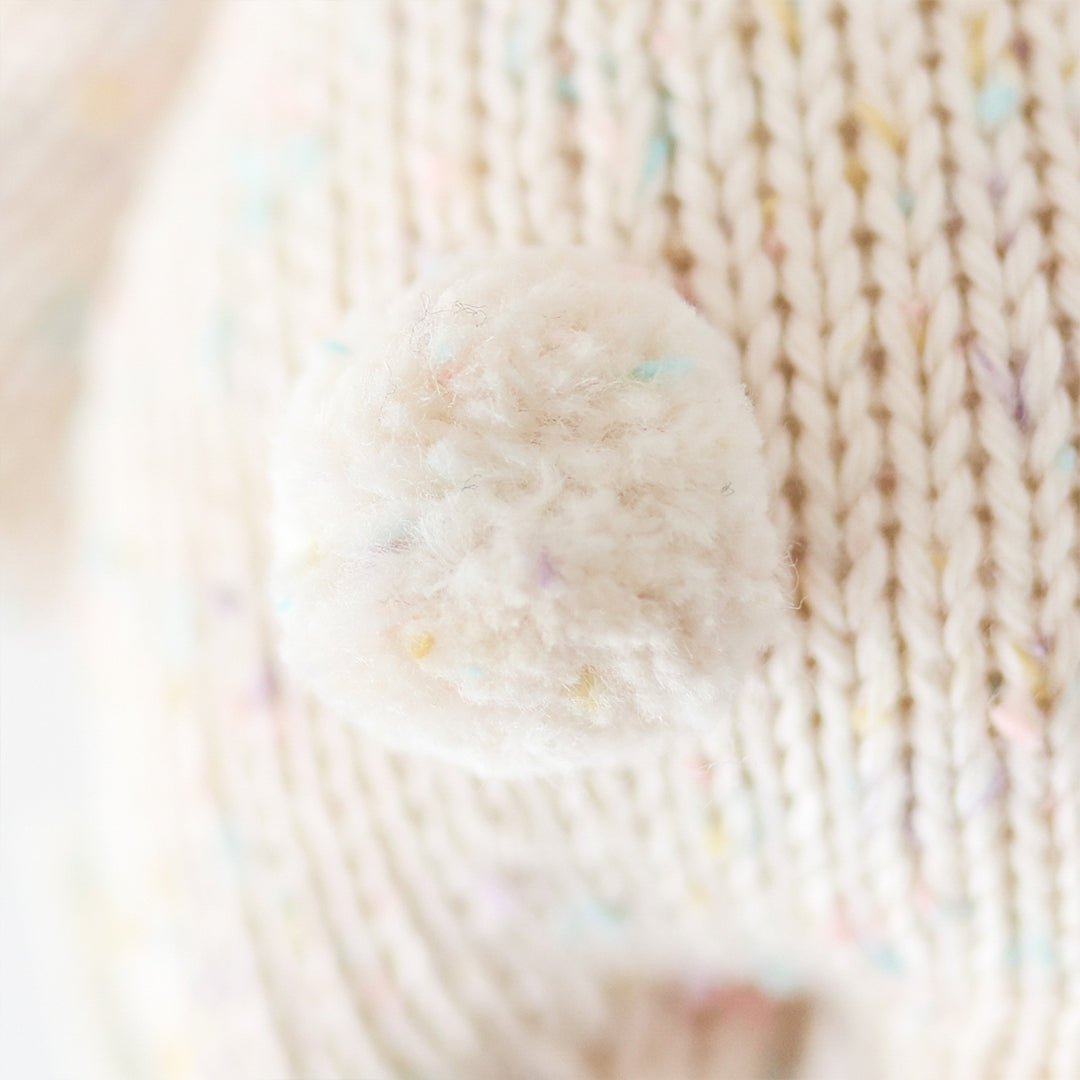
(270, 248), (786, 774)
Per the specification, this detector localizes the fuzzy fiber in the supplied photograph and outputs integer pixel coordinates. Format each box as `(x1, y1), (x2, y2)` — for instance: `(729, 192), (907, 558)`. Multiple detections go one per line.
(271, 248), (783, 773)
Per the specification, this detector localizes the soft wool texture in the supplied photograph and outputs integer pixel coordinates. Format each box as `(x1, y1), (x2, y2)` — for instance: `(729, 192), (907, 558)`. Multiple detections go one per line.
(272, 249), (783, 773)
(64, 1), (1080, 1078)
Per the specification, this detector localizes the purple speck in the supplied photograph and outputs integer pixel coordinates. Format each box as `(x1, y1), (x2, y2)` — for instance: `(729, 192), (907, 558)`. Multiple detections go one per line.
(971, 347), (1031, 428)
(1012, 386), (1031, 431)
(211, 585), (241, 612)
(537, 548), (561, 588)
(970, 765), (1009, 812)
(251, 663), (280, 708)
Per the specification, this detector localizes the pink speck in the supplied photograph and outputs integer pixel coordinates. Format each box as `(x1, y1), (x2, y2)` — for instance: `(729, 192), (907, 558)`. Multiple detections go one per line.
(914, 879), (936, 915)
(990, 689), (1043, 749)
(248, 663), (280, 709)
(421, 151), (457, 196)
(435, 358), (467, 387)
(682, 981), (777, 1026)
(650, 29), (679, 59)
(474, 876), (517, 928)
(829, 906), (858, 944)
(687, 755), (713, 787)
(763, 226), (786, 261)
(903, 296), (929, 321)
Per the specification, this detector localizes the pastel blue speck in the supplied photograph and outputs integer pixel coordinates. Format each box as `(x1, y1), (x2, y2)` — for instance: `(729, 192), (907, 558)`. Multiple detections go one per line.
(555, 74), (577, 102)
(631, 356), (695, 381)
(977, 80), (1018, 130)
(1055, 445), (1076, 474)
(896, 189), (915, 216)
(431, 337), (454, 360)
(505, 18), (526, 80)
(284, 134), (324, 178)
(560, 898), (625, 940)
(322, 339), (351, 356)
(866, 943), (904, 975)
(1004, 936), (1057, 969)
(460, 665), (484, 680)
(639, 133), (671, 189)
(757, 964), (799, 996)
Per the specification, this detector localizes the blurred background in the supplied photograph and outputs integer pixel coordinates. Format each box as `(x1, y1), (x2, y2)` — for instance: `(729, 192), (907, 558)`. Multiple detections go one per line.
(1, 3), (211, 1074)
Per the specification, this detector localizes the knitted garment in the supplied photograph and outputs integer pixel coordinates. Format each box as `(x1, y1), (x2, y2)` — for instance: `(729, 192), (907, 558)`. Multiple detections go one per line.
(74, 1), (1080, 1077)
(0, 0), (209, 578)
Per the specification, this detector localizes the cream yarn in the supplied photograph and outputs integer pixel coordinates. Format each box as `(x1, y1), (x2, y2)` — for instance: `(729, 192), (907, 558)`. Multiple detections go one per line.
(72, 1), (1080, 1078)
(271, 247), (783, 774)
(0, 0), (208, 577)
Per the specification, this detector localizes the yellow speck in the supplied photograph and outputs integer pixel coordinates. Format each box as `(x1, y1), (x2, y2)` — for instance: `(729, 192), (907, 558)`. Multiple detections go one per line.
(767, 0), (800, 50)
(853, 707), (892, 733)
(967, 13), (988, 85)
(568, 665), (602, 712)
(856, 99), (904, 152)
(689, 882), (711, 908)
(929, 543), (948, 573)
(761, 193), (778, 228)
(408, 632), (435, 659)
(841, 326), (868, 359)
(705, 814), (729, 856)
(845, 154), (869, 195)
(304, 542), (322, 569)
(912, 317), (928, 354)
(1013, 644), (1051, 708)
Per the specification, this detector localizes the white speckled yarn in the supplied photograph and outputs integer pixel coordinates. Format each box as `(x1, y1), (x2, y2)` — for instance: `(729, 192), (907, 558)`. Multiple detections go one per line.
(74, 1), (1080, 1078)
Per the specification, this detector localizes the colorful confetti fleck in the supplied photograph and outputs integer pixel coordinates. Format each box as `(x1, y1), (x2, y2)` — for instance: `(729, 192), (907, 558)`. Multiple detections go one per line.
(767, 0), (801, 50)
(536, 548), (561, 588)
(559, 897), (626, 939)
(977, 79), (1019, 131)
(705, 813), (729, 857)
(639, 131), (672, 189)
(505, 17), (527, 81)
(408, 632), (435, 659)
(845, 153), (869, 195)
(857, 99), (904, 151)
(1013, 642), (1052, 707)
(567, 665), (602, 711)
(865, 942), (905, 976)
(631, 355), (695, 381)
(990, 688), (1043, 748)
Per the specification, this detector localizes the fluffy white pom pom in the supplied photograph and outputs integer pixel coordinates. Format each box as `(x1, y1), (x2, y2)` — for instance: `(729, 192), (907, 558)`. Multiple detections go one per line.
(270, 248), (784, 773)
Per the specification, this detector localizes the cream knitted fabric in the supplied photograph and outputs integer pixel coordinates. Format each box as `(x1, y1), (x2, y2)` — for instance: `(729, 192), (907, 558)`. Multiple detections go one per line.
(0, 0), (209, 578)
(74, 1), (1080, 1077)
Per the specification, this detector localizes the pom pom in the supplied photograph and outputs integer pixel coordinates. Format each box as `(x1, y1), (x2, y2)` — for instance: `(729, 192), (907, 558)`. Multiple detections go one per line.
(270, 248), (784, 774)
